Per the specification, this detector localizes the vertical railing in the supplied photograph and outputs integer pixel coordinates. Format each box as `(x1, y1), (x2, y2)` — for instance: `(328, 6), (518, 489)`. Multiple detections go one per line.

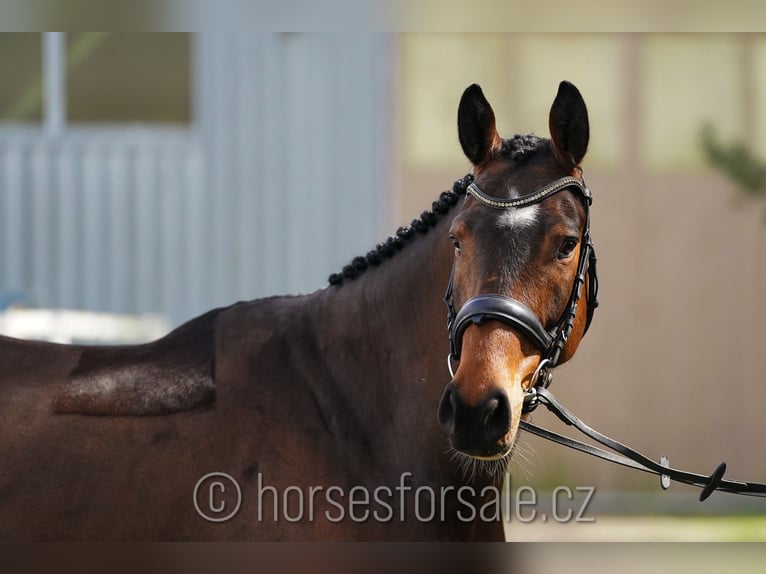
(0, 134), (203, 325)
(0, 33), (395, 328)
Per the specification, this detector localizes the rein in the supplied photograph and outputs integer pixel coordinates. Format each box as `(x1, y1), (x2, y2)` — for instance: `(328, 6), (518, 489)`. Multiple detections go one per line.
(521, 387), (766, 501)
(443, 173), (766, 501)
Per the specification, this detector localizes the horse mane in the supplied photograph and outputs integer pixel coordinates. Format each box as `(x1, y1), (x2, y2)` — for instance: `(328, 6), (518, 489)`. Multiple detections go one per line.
(501, 133), (545, 162)
(328, 174), (472, 286)
(328, 135), (547, 286)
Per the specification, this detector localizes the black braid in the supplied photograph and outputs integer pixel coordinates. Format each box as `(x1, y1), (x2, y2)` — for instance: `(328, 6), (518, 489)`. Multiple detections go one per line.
(328, 173), (474, 286)
(502, 134), (544, 163)
(327, 135), (545, 286)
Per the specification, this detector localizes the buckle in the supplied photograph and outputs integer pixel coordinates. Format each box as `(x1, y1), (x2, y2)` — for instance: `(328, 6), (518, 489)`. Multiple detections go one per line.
(522, 387), (540, 414)
(530, 358), (553, 389)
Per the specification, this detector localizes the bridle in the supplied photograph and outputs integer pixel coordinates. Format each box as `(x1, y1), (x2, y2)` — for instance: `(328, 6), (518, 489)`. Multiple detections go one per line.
(442, 173), (766, 501)
(443, 173), (598, 413)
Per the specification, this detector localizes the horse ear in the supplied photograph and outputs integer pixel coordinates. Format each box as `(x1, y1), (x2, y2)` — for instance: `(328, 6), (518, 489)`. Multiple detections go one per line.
(548, 81), (589, 168)
(458, 84), (502, 166)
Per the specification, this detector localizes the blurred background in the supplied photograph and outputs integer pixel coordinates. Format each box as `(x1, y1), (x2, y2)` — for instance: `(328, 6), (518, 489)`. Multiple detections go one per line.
(2, 32), (766, 541)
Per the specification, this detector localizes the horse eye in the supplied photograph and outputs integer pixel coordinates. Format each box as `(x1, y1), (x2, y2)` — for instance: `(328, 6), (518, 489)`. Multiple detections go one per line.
(558, 238), (578, 259)
(450, 235), (461, 253)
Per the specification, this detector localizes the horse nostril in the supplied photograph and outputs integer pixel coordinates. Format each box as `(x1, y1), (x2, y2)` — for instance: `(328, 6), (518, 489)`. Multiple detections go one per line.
(438, 385), (513, 456)
(437, 383), (458, 433)
(482, 390), (511, 445)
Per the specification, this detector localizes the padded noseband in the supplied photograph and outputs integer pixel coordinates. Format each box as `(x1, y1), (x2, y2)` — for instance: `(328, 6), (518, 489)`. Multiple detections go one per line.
(450, 295), (553, 360)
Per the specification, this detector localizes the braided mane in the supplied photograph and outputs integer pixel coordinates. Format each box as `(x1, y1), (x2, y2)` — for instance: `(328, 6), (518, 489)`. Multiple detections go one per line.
(328, 135), (546, 286)
(327, 174), (472, 286)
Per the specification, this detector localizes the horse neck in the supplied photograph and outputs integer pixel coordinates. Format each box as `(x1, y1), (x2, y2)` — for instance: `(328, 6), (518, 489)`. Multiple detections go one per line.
(322, 211), (454, 373)
(307, 209), (457, 466)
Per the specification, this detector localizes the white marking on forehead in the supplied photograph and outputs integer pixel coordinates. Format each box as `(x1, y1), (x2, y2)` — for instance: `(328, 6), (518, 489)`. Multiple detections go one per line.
(496, 204), (540, 229)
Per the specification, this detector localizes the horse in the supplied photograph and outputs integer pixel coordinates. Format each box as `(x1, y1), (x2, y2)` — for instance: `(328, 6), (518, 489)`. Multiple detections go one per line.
(0, 80), (595, 541)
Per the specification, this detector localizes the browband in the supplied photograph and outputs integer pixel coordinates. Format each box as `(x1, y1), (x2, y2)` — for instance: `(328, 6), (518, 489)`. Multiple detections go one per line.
(466, 176), (591, 210)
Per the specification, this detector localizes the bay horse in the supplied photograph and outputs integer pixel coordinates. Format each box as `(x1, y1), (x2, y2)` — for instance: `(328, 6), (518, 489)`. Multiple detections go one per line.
(0, 81), (595, 541)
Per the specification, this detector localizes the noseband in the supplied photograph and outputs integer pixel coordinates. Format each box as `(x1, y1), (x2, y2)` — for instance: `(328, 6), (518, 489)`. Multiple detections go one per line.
(443, 175), (599, 413)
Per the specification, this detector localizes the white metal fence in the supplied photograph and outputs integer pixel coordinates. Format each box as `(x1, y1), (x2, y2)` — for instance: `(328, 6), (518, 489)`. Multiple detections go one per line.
(0, 33), (393, 328)
(0, 130), (205, 325)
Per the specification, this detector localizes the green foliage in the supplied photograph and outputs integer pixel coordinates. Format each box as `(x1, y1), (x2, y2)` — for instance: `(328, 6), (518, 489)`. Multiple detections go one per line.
(700, 124), (766, 197)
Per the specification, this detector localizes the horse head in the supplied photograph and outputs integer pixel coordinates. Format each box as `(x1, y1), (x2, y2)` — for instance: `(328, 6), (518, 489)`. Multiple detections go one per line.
(437, 81), (597, 473)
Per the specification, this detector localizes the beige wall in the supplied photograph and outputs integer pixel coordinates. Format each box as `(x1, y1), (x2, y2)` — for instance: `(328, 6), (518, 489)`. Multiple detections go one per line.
(396, 33), (766, 497)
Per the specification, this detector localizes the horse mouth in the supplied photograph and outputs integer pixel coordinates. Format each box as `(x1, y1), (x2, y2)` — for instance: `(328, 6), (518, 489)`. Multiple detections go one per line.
(448, 442), (516, 481)
(446, 432), (516, 461)
(454, 437), (515, 460)
(466, 450), (512, 462)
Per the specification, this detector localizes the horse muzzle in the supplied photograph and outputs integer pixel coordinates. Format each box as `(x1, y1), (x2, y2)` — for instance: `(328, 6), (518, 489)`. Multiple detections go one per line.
(437, 382), (513, 459)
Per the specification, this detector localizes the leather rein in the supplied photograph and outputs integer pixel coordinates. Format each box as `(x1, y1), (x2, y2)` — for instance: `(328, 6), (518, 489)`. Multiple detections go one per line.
(444, 174), (766, 501)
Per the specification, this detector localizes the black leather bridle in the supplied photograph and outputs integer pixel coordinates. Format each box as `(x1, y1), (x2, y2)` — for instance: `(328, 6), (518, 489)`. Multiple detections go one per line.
(443, 173), (766, 501)
(444, 174), (598, 409)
